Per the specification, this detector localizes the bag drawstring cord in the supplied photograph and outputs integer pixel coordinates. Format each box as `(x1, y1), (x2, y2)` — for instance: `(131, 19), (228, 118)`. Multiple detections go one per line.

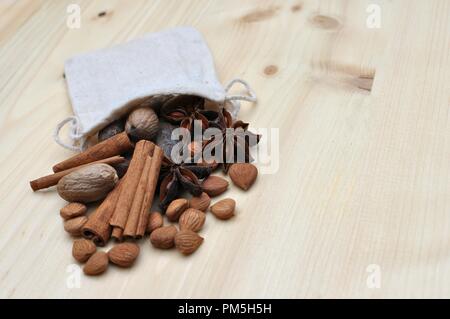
(224, 78), (257, 103)
(53, 116), (84, 152)
(224, 78), (257, 119)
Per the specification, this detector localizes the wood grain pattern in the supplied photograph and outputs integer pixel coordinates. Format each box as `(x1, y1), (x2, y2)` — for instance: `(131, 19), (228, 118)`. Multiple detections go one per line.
(0, 0), (449, 298)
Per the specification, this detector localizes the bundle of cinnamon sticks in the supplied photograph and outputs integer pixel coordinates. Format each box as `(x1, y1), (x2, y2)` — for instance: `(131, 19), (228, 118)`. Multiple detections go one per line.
(82, 140), (163, 246)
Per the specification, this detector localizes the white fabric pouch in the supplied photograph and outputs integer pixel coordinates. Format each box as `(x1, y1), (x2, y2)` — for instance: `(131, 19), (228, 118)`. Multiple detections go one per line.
(56, 26), (256, 151)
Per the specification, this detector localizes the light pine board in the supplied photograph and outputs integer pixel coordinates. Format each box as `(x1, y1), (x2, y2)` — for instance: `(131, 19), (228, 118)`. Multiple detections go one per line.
(0, 0), (449, 298)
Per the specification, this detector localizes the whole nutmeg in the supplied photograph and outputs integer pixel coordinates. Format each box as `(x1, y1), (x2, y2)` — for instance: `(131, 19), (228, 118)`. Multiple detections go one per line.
(174, 230), (204, 255)
(201, 175), (229, 197)
(98, 119), (125, 142)
(125, 107), (159, 141)
(72, 239), (96, 263)
(150, 225), (178, 249)
(166, 198), (189, 221)
(64, 216), (88, 236)
(228, 163), (258, 190)
(60, 202), (87, 220)
(83, 251), (109, 276)
(210, 198), (236, 220)
(147, 212), (163, 233)
(189, 192), (211, 212)
(108, 243), (140, 267)
(179, 208), (206, 232)
(57, 164), (118, 203)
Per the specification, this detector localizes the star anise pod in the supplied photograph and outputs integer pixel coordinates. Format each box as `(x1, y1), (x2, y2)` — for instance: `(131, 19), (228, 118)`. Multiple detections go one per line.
(206, 109), (261, 173)
(160, 95), (220, 131)
(158, 156), (215, 208)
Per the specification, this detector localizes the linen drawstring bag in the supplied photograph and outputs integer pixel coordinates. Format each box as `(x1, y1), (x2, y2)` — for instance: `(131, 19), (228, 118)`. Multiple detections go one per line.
(55, 26), (257, 151)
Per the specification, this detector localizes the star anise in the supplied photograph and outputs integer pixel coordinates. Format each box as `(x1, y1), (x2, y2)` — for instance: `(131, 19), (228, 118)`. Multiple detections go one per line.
(158, 156), (215, 208)
(160, 95), (219, 131)
(206, 109), (261, 173)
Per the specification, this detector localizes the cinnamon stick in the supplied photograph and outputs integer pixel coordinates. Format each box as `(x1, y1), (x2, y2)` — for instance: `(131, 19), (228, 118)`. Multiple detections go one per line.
(123, 155), (152, 238)
(111, 227), (123, 242)
(30, 156), (125, 191)
(136, 146), (164, 238)
(109, 140), (154, 232)
(52, 132), (133, 173)
(81, 179), (124, 246)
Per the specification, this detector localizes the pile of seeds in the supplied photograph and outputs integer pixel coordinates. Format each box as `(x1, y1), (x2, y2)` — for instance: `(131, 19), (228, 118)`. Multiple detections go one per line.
(30, 95), (259, 276)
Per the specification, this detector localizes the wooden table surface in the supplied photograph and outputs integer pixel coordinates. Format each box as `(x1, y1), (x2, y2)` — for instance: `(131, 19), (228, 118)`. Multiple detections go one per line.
(1, 0), (449, 299)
